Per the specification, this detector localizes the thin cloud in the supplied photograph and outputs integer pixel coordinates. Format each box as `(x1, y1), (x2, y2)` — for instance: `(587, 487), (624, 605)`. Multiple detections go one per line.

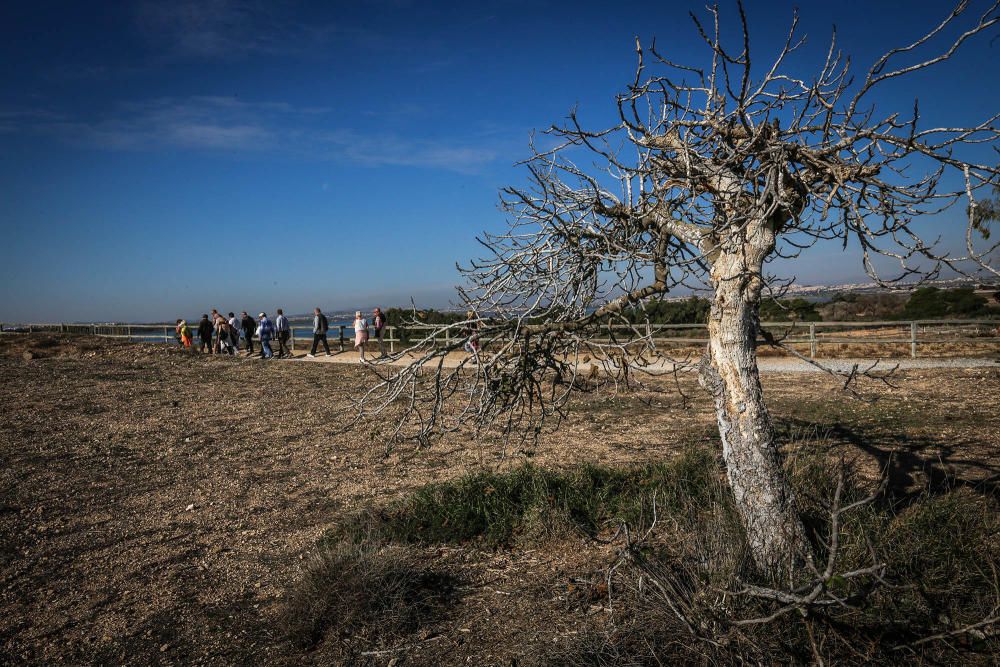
(135, 0), (281, 60)
(315, 128), (499, 173)
(133, 0), (375, 62)
(2, 96), (506, 172)
(35, 97), (277, 151)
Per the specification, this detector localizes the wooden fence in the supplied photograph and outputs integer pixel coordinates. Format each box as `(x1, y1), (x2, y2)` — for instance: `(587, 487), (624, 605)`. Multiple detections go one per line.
(2, 319), (998, 358)
(0, 322), (402, 354)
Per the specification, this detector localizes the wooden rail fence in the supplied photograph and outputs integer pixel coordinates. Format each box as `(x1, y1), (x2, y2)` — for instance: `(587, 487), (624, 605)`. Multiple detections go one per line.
(3, 319), (997, 358)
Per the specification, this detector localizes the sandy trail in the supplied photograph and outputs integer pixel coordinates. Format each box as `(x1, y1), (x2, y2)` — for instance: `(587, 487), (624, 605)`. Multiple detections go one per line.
(282, 348), (1000, 372)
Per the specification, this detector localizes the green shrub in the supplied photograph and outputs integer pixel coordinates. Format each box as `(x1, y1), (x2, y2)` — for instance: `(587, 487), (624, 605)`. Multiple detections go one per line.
(899, 287), (992, 319)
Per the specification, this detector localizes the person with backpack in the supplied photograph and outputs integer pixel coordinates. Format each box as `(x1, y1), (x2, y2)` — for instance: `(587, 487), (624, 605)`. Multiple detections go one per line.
(216, 313), (238, 355)
(372, 307), (387, 358)
(307, 307), (331, 357)
(256, 312), (275, 359)
(176, 319), (192, 349)
(274, 308), (291, 358)
(197, 314), (213, 353)
(240, 311), (256, 355)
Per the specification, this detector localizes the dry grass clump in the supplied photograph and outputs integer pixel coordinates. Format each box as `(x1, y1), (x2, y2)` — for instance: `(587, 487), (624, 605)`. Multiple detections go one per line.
(283, 540), (457, 651)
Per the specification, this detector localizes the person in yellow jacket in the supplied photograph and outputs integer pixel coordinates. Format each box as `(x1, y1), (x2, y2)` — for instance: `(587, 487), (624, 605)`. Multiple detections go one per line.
(176, 319), (193, 349)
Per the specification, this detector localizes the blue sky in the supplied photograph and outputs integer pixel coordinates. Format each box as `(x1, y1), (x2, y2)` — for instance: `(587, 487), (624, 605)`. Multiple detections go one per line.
(1, 0), (998, 322)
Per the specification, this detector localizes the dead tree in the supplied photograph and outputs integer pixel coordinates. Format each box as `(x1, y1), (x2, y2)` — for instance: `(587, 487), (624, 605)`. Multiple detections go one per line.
(354, 1), (1000, 575)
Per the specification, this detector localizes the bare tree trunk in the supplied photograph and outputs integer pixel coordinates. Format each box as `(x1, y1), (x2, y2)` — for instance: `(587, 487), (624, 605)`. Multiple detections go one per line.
(700, 252), (810, 575)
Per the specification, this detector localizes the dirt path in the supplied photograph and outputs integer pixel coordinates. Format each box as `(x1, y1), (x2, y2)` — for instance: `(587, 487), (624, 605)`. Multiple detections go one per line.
(289, 348), (1000, 372)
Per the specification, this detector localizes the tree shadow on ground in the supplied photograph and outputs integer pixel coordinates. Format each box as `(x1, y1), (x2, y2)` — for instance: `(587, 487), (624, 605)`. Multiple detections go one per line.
(775, 417), (999, 502)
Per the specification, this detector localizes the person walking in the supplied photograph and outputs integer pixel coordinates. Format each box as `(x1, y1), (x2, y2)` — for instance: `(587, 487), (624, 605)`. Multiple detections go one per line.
(176, 319), (192, 349)
(210, 309), (222, 353)
(227, 312), (241, 352)
(216, 314), (236, 356)
(275, 308), (291, 358)
(256, 312), (275, 359)
(372, 307), (387, 358)
(353, 311), (369, 362)
(197, 314), (213, 353)
(307, 307), (331, 357)
(462, 311), (481, 365)
(240, 311), (255, 355)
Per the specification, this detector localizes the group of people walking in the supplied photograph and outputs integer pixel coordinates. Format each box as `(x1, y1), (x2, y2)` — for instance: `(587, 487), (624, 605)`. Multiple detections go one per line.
(173, 307), (388, 362)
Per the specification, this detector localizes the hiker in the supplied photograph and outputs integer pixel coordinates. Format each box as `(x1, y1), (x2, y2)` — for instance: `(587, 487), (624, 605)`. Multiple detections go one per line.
(210, 309), (222, 353)
(353, 310), (369, 362)
(176, 319), (192, 349)
(197, 314), (213, 353)
(216, 314), (236, 356)
(275, 308), (291, 358)
(307, 307), (331, 357)
(372, 307), (387, 357)
(462, 311), (481, 365)
(227, 312), (241, 352)
(240, 311), (256, 355)
(173, 319), (183, 346)
(256, 312), (274, 359)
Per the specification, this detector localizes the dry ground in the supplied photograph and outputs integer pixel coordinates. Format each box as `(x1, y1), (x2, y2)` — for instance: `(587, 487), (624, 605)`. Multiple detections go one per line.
(1, 335), (998, 664)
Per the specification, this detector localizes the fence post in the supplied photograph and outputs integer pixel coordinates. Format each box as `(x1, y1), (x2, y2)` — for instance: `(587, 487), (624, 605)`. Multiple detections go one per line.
(127, 325), (132, 342)
(290, 328), (295, 352)
(92, 325), (97, 336)
(28, 324), (33, 334)
(809, 323), (816, 358)
(60, 323), (65, 334)
(163, 326), (168, 343)
(389, 326), (395, 354)
(339, 325), (345, 352)
(910, 321), (918, 358)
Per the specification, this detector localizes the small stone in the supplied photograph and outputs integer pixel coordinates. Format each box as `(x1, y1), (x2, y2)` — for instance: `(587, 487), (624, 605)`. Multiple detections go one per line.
(159, 644), (169, 652)
(185, 504), (195, 511)
(22, 351), (35, 361)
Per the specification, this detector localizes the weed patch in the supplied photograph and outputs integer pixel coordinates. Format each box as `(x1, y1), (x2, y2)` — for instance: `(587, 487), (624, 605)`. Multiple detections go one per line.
(334, 447), (728, 547)
(283, 541), (457, 650)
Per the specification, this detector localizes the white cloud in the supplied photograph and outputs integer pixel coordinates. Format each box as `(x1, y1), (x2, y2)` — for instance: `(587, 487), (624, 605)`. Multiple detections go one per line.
(31, 97), (276, 151)
(316, 128), (499, 172)
(2, 96), (506, 173)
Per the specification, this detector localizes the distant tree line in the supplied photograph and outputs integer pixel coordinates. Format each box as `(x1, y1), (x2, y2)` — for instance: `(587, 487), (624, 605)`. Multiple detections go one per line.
(375, 289), (997, 341)
(615, 288), (998, 325)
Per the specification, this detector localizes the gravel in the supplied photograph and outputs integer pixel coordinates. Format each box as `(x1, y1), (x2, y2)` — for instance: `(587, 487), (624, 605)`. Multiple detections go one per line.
(756, 357), (1000, 372)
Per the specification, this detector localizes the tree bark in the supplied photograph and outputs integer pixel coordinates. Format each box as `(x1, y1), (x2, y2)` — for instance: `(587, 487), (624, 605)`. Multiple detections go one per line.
(700, 248), (810, 575)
